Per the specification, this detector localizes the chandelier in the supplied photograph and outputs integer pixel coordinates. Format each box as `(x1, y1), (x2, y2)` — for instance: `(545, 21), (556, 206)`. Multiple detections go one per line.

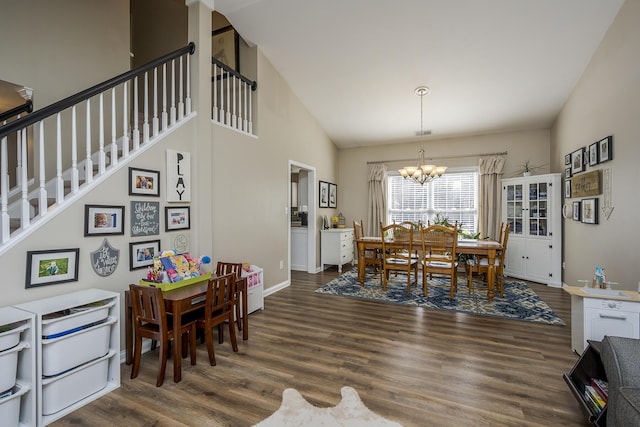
(398, 86), (447, 185)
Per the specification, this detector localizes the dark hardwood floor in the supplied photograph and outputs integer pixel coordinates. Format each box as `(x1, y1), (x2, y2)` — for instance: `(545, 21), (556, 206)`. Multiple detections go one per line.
(52, 267), (588, 427)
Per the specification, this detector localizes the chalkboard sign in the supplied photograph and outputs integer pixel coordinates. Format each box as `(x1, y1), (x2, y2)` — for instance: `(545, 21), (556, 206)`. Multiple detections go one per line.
(131, 201), (160, 236)
(90, 238), (119, 277)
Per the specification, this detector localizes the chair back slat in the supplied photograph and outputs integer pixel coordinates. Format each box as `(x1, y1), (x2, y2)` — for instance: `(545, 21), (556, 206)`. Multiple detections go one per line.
(205, 273), (236, 318)
(129, 284), (167, 330)
(216, 261), (243, 279)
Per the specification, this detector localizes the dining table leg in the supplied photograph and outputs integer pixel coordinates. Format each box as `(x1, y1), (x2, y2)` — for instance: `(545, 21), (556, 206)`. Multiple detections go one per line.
(172, 303), (182, 383)
(242, 282), (248, 340)
(125, 290), (133, 365)
(357, 241), (365, 285)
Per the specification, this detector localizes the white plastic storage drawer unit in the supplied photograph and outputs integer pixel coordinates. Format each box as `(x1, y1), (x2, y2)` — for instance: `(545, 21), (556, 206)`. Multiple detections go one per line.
(14, 288), (120, 426)
(242, 265), (264, 313)
(0, 306), (36, 427)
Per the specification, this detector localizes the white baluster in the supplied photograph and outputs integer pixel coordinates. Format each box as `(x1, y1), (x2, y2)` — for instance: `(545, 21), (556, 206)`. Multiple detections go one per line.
(71, 106), (79, 194)
(170, 59), (176, 125)
(99, 93), (106, 174)
(1, 135), (9, 242)
(143, 71), (150, 143)
(248, 86), (253, 135)
(153, 67), (159, 137)
(15, 117), (22, 187)
(38, 121), (47, 216)
(111, 88), (118, 166)
(232, 76), (237, 129)
(85, 100), (93, 183)
(226, 71), (231, 125)
(20, 127), (30, 226)
(178, 56), (184, 120)
(243, 81), (248, 132)
(213, 64), (218, 121)
(220, 70), (225, 123)
(162, 63), (168, 131)
(133, 76), (140, 150)
(55, 113), (64, 205)
(185, 52), (191, 115)
(122, 81), (130, 157)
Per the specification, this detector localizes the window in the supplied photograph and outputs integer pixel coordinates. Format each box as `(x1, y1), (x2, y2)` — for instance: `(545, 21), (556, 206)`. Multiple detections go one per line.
(387, 167), (478, 234)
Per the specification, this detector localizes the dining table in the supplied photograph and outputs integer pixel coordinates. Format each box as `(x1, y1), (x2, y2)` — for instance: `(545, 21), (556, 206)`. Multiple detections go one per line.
(124, 274), (248, 383)
(356, 236), (503, 301)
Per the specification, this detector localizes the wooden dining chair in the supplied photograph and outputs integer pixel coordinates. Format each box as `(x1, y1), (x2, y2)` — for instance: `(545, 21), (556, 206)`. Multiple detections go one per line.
(215, 261), (243, 334)
(196, 273), (239, 366)
(466, 223), (510, 297)
(420, 223), (458, 299)
(353, 220), (382, 282)
(380, 222), (418, 293)
(129, 284), (197, 387)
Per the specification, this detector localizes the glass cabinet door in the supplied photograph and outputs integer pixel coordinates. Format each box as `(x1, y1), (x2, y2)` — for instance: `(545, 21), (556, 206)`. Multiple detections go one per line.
(505, 183), (523, 235)
(528, 182), (548, 236)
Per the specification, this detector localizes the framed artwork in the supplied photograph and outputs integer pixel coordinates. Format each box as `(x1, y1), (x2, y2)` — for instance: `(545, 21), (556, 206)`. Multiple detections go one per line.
(319, 181), (329, 208)
(212, 26), (239, 73)
(564, 167), (572, 179)
(129, 167), (160, 197)
(581, 198), (598, 224)
(571, 147), (585, 175)
(129, 239), (161, 270)
(572, 201), (581, 221)
(131, 201), (160, 236)
(564, 180), (571, 198)
(588, 142), (599, 166)
(329, 183), (337, 208)
(25, 248), (79, 288)
(165, 206), (190, 231)
(598, 135), (613, 163)
(84, 204), (125, 236)
(564, 154), (571, 165)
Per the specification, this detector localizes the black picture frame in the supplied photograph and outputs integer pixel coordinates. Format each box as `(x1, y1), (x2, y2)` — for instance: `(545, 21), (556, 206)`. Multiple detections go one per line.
(571, 147), (585, 175)
(25, 248), (79, 288)
(581, 198), (598, 224)
(165, 206), (190, 231)
(564, 154), (571, 165)
(212, 26), (239, 73)
(84, 204), (125, 236)
(329, 183), (337, 208)
(572, 201), (581, 221)
(319, 181), (329, 208)
(565, 167), (572, 179)
(588, 142), (599, 166)
(129, 167), (160, 197)
(129, 239), (161, 270)
(564, 180), (571, 199)
(598, 135), (613, 163)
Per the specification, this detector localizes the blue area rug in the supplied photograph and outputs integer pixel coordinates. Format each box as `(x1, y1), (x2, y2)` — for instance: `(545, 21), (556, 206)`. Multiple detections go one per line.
(315, 268), (565, 325)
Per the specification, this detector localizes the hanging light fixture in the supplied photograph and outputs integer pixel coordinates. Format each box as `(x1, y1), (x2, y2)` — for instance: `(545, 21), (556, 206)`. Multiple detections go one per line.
(398, 86), (447, 185)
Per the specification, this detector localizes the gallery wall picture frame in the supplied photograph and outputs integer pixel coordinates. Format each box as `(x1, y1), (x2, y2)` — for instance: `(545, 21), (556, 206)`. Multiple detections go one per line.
(165, 206), (190, 231)
(129, 239), (161, 270)
(581, 198), (598, 224)
(129, 167), (160, 197)
(564, 154), (571, 165)
(319, 181), (329, 208)
(84, 204), (125, 236)
(571, 147), (585, 175)
(329, 183), (337, 208)
(565, 168), (572, 179)
(564, 180), (571, 199)
(25, 248), (79, 288)
(598, 135), (613, 163)
(588, 142), (599, 166)
(572, 201), (581, 221)
(131, 201), (160, 236)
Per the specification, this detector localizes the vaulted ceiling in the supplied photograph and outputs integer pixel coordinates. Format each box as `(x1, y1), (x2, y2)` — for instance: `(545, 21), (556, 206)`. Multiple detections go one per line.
(214, 0), (625, 149)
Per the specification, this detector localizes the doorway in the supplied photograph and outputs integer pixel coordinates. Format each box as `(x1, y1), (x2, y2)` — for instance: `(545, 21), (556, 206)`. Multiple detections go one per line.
(288, 161), (316, 279)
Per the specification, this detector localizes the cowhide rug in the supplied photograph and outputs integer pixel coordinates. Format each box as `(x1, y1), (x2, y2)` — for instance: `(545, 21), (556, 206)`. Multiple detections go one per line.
(253, 386), (402, 427)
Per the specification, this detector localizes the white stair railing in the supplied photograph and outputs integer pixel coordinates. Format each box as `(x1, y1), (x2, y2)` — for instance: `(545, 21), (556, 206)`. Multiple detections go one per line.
(211, 58), (257, 136)
(0, 42), (196, 251)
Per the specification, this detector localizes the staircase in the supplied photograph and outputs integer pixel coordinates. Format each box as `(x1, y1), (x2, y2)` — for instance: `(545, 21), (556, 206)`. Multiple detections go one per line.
(0, 43), (196, 255)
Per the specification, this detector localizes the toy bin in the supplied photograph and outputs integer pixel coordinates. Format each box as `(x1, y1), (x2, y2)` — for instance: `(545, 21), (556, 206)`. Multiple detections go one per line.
(0, 322), (28, 352)
(0, 384), (29, 426)
(42, 317), (115, 377)
(41, 299), (115, 337)
(0, 343), (28, 394)
(41, 350), (113, 416)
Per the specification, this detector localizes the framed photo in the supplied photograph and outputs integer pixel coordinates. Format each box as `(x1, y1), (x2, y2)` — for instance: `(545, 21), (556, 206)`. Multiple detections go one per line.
(329, 183), (337, 208)
(571, 147), (585, 175)
(564, 167), (572, 179)
(129, 167), (160, 197)
(588, 142), (599, 166)
(564, 154), (571, 165)
(84, 205), (124, 236)
(165, 206), (190, 231)
(319, 181), (329, 208)
(572, 201), (581, 221)
(581, 198), (598, 224)
(26, 248), (79, 288)
(564, 180), (571, 198)
(212, 26), (239, 73)
(129, 239), (160, 270)
(598, 135), (613, 163)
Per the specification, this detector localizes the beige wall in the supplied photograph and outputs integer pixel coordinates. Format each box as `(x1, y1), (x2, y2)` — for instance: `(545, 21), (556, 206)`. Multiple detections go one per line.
(338, 129), (550, 234)
(551, 0), (640, 290)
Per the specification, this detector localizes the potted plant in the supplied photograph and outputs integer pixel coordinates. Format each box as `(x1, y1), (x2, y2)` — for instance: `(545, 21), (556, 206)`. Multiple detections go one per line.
(518, 161), (545, 177)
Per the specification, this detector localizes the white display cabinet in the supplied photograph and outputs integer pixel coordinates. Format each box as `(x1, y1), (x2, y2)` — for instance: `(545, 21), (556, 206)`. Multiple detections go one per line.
(501, 173), (562, 286)
(15, 289), (120, 426)
(0, 307), (36, 427)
